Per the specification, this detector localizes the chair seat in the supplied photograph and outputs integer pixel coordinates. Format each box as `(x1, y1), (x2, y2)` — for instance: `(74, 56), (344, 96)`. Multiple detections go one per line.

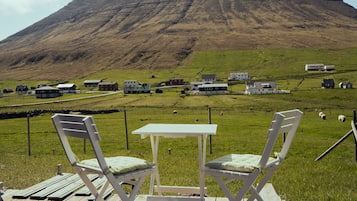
(80, 156), (153, 174)
(206, 154), (276, 173)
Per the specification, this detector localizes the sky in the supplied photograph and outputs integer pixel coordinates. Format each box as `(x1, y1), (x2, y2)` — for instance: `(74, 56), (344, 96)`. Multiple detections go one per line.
(0, 0), (356, 41)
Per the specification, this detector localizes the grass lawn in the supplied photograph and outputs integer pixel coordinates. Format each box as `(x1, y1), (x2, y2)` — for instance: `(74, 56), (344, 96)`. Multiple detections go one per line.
(1, 47), (357, 200)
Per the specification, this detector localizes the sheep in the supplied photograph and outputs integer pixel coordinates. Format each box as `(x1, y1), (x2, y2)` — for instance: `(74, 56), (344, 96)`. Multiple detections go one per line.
(319, 112), (326, 120)
(338, 115), (346, 122)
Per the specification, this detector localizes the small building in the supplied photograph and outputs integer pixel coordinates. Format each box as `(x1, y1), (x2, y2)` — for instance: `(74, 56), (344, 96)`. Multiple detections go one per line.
(321, 79), (335, 88)
(197, 83), (228, 95)
(190, 82), (205, 91)
(305, 64), (324, 71)
(305, 64), (335, 72)
(16, 85), (28, 94)
(202, 74), (216, 84)
(168, 78), (185, 86)
(339, 81), (353, 89)
(3, 88), (13, 93)
(228, 72), (249, 81)
(245, 81), (289, 95)
(57, 83), (77, 93)
(123, 80), (151, 94)
(324, 65), (335, 71)
(84, 80), (102, 87)
(35, 86), (62, 98)
(98, 82), (119, 91)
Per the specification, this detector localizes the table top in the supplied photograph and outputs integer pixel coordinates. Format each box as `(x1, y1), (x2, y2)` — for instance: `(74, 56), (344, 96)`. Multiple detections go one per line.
(132, 123), (217, 138)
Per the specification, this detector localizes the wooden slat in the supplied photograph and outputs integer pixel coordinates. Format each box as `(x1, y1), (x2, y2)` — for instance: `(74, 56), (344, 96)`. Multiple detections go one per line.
(29, 174), (84, 200)
(74, 177), (106, 196)
(11, 173), (73, 199)
(47, 175), (99, 201)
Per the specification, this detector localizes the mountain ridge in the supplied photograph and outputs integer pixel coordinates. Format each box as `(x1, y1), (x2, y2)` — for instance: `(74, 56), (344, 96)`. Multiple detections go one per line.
(0, 0), (357, 80)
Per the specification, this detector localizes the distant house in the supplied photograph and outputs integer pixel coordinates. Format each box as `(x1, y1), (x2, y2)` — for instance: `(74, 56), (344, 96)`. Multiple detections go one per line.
(57, 83), (77, 93)
(339, 81), (353, 89)
(305, 64), (335, 71)
(228, 72), (249, 81)
(98, 82), (119, 91)
(245, 81), (290, 95)
(123, 80), (151, 94)
(305, 64), (324, 71)
(35, 86), (62, 98)
(190, 82), (205, 91)
(321, 79), (335, 88)
(197, 83), (228, 95)
(16, 85), (28, 94)
(324, 65), (335, 71)
(3, 88), (13, 93)
(202, 74), (216, 84)
(168, 78), (185, 86)
(84, 80), (102, 87)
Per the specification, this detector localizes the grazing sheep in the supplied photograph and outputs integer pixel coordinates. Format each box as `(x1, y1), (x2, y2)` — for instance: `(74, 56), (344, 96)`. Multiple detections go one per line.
(319, 112), (326, 120)
(338, 115), (346, 122)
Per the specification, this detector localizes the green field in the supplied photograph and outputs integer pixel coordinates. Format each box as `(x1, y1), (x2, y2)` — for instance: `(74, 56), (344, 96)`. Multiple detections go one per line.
(1, 48), (357, 200)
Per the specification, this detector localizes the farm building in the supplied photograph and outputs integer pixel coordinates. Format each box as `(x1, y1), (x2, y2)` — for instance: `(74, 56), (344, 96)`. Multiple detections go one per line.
(84, 80), (102, 87)
(16, 85), (28, 94)
(57, 83), (77, 93)
(324, 65), (335, 71)
(123, 80), (151, 94)
(35, 86), (62, 98)
(305, 64), (324, 71)
(168, 78), (185, 86)
(98, 82), (119, 91)
(196, 83), (228, 95)
(321, 79), (335, 88)
(228, 72), (249, 81)
(3, 88), (13, 93)
(305, 64), (335, 71)
(202, 74), (216, 84)
(245, 81), (290, 95)
(339, 81), (353, 89)
(190, 82), (205, 91)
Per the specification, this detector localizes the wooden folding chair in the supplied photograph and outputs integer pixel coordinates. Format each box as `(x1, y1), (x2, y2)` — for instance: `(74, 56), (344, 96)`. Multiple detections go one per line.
(52, 113), (154, 201)
(205, 109), (303, 201)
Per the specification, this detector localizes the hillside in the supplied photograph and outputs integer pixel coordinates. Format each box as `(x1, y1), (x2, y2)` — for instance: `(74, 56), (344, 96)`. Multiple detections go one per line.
(0, 0), (356, 80)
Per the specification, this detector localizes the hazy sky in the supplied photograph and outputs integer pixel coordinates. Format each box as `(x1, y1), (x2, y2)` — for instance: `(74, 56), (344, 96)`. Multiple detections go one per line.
(0, 0), (356, 41)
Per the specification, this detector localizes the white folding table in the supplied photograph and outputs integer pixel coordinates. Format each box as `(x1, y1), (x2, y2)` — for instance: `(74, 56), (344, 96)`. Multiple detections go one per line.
(132, 123), (218, 199)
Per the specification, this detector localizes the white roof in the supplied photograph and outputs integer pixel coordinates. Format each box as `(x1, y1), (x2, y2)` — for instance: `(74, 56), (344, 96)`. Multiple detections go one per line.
(199, 83), (228, 88)
(57, 84), (75, 88)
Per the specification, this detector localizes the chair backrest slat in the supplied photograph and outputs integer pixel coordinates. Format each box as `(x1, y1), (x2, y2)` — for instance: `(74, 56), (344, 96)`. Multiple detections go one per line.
(260, 109), (303, 168)
(52, 113), (105, 168)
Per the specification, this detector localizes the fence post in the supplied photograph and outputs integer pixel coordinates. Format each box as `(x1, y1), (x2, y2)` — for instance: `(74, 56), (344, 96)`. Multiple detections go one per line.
(83, 139), (86, 154)
(124, 108), (129, 150)
(353, 110), (357, 161)
(27, 113), (31, 156)
(208, 106), (212, 154)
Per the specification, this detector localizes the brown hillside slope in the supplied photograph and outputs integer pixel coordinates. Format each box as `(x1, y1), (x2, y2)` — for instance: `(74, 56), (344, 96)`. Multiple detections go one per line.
(0, 0), (356, 80)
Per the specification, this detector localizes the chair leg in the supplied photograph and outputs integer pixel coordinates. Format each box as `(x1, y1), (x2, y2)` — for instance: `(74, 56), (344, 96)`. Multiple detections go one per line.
(246, 166), (278, 201)
(106, 174), (131, 201)
(128, 176), (146, 201)
(97, 180), (110, 200)
(74, 167), (102, 201)
(211, 170), (260, 201)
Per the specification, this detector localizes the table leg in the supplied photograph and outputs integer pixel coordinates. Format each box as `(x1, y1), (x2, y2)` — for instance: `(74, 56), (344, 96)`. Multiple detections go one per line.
(198, 135), (207, 199)
(150, 135), (161, 195)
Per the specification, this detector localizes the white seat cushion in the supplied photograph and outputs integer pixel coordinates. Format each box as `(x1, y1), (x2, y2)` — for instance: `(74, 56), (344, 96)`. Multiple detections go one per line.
(205, 154), (275, 172)
(80, 156), (152, 174)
